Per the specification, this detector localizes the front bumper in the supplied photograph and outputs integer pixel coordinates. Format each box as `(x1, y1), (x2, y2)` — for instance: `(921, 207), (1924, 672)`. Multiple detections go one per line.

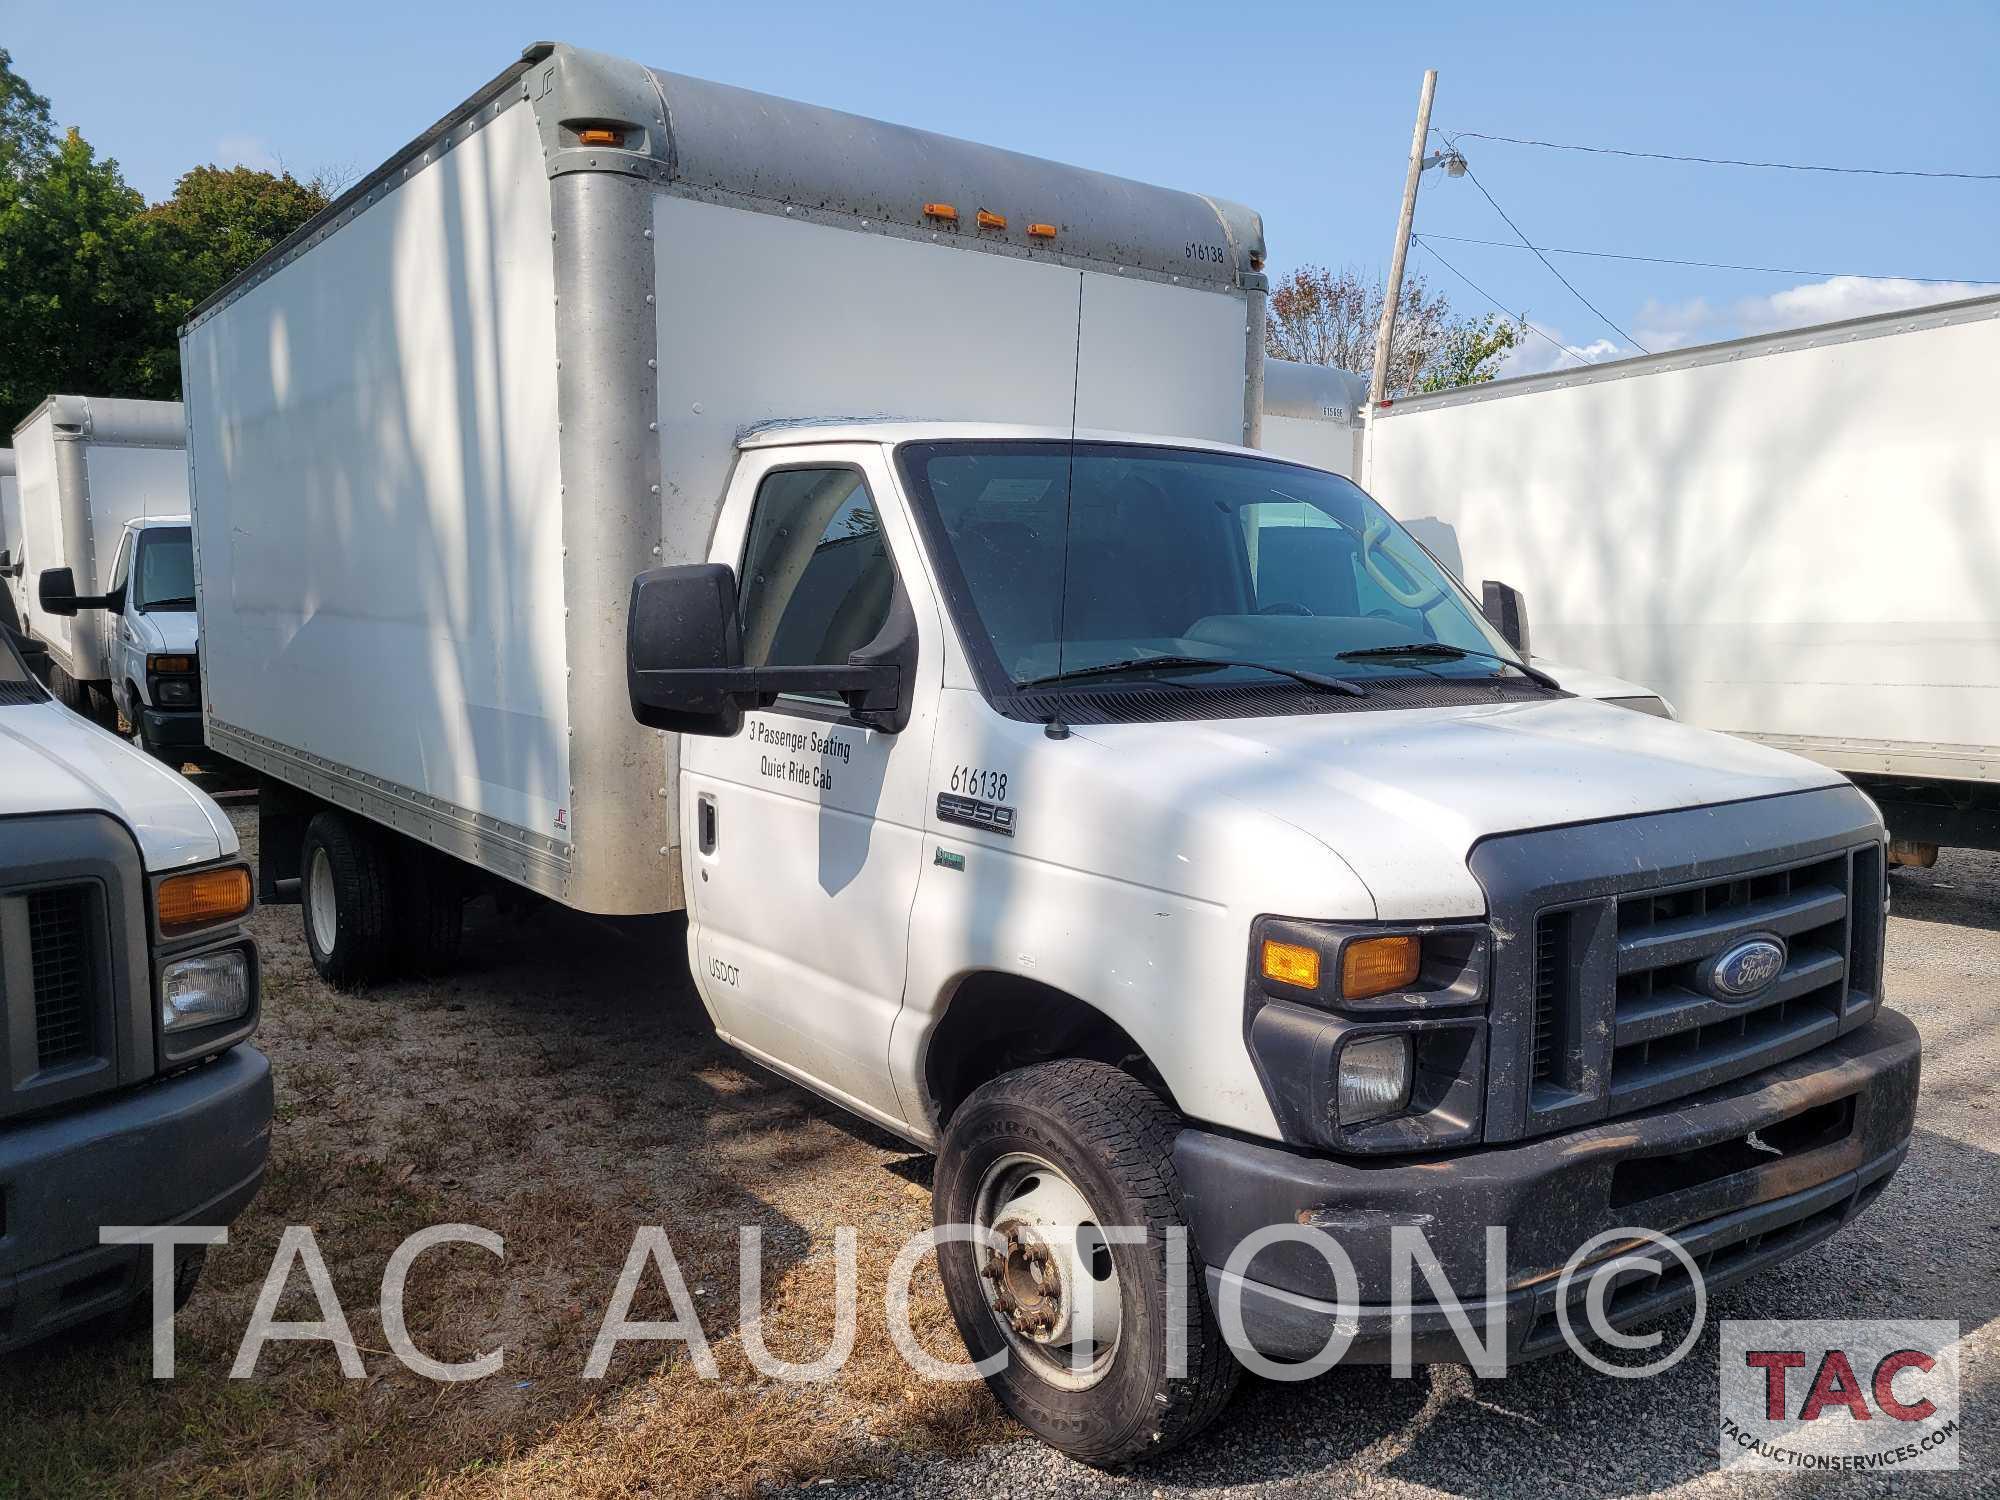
(0, 1046), (272, 1352)
(140, 704), (204, 748)
(1176, 1009), (1919, 1365)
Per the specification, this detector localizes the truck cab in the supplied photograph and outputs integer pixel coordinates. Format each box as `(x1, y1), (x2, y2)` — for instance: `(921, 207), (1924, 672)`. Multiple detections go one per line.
(630, 420), (1917, 1461)
(87, 516), (203, 764)
(0, 629), (268, 1352)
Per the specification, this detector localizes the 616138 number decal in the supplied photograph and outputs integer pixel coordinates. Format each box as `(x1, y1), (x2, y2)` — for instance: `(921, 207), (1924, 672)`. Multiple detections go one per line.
(949, 765), (1009, 802)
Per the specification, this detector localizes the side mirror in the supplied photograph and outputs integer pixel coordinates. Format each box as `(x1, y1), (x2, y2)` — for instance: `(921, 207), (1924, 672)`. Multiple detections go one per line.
(1480, 579), (1530, 658)
(39, 566), (82, 617)
(625, 563), (914, 738)
(0, 548), (11, 571)
(627, 563), (748, 736)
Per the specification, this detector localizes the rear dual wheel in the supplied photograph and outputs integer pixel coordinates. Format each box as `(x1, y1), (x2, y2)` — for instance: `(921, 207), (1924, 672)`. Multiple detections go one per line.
(301, 812), (463, 989)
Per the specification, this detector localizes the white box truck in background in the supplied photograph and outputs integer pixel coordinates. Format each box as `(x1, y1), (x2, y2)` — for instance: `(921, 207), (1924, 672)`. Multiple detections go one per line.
(1362, 294), (2000, 863)
(185, 41), (1918, 1465)
(1259, 358), (1677, 715)
(0, 448), (21, 636)
(12, 397), (189, 724)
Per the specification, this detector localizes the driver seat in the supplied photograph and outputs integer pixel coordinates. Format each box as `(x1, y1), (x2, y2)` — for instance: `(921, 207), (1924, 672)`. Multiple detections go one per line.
(1255, 526), (1362, 617)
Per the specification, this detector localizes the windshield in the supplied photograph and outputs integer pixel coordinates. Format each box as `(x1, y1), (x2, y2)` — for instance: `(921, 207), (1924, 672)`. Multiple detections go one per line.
(135, 526), (195, 612)
(897, 441), (1525, 694)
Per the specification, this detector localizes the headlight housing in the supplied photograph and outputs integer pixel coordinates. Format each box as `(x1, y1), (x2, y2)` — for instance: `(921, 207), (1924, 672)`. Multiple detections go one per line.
(1246, 917), (1491, 1153)
(161, 947), (251, 1032)
(155, 677), (197, 706)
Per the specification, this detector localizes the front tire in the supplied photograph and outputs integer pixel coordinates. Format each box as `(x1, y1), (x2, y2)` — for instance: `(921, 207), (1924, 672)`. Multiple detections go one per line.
(933, 1059), (1239, 1466)
(301, 812), (395, 989)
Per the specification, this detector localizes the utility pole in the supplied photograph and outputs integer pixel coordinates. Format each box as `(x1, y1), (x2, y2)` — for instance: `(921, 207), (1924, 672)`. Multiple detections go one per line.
(1368, 69), (1439, 411)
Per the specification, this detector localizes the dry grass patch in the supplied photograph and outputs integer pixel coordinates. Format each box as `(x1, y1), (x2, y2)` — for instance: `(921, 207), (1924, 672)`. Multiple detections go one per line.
(0, 807), (1008, 1497)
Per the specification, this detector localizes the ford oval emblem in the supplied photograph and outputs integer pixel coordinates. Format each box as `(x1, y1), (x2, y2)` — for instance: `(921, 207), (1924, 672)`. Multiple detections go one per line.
(1705, 936), (1788, 1001)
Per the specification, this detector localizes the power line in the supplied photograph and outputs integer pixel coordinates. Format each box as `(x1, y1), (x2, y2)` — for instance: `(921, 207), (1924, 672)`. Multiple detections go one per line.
(1452, 160), (1650, 353)
(1410, 238), (1596, 370)
(1414, 231), (2000, 287)
(1450, 131), (2000, 182)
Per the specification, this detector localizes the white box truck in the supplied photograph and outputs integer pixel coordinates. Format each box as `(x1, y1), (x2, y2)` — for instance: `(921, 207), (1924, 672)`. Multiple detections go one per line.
(1362, 294), (2000, 863)
(13, 397), (191, 725)
(186, 42), (1918, 1464)
(0, 447), (22, 637)
(1260, 358), (1678, 714)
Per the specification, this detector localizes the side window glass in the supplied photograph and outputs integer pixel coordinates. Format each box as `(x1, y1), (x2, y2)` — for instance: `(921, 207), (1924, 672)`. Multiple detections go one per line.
(739, 468), (894, 699)
(107, 531), (134, 594)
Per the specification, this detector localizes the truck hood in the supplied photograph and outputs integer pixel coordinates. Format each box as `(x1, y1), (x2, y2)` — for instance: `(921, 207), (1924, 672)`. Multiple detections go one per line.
(1071, 695), (1847, 918)
(0, 700), (232, 870)
(135, 609), (198, 654)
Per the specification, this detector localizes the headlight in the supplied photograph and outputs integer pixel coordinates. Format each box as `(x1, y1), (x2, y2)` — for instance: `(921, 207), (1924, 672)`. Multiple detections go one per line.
(161, 948), (251, 1031)
(1337, 1033), (1413, 1123)
(155, 677), (197, 706)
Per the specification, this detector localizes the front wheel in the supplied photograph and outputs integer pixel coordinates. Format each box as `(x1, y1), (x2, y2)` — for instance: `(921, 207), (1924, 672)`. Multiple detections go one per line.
(933, 1059), (1239, 1466)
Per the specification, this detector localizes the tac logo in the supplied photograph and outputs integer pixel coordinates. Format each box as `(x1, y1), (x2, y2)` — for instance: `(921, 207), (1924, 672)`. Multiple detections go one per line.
(1719, 1319), (1961, 1472)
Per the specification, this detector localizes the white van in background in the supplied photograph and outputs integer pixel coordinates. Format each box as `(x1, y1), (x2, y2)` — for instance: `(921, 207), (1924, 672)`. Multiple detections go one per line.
(14, 396), (190, 728)
(39, 515), (203, 763)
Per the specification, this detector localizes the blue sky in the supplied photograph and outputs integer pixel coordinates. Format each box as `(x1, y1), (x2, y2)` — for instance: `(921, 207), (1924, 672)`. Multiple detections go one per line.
(11, 1), (1997, 372)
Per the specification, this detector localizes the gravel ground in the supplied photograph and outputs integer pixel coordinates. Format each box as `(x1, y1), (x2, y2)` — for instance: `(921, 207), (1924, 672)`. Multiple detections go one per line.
(787, 849), (2000, 1499)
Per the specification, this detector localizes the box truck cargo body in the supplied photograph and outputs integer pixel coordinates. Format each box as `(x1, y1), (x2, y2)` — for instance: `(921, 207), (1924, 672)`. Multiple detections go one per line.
(12, 397), (188, 704)
(1363, 293), (2000, 856)
(186, 43), (1917, 1465)
(184, 42), (1264, 917)
(0, 448), (20, 634)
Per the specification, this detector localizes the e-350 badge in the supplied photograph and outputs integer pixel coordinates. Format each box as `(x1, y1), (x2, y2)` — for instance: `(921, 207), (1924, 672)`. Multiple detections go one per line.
(936, 792), (1017, 837)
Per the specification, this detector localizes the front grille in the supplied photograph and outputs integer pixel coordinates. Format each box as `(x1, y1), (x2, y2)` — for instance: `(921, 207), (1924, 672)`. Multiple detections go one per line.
(1531, 912), (1570, 1086)
(1606, 851), (1860, 1111)
(28, 886), (95, 1068)
(1528, 843), (1884, 1120)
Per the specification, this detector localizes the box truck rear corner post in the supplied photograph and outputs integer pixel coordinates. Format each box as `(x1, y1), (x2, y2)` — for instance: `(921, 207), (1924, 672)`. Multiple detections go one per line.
(183, 42), (1921, 1465)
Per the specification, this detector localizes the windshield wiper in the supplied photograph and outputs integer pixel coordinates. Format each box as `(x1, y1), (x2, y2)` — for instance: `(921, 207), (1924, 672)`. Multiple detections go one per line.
(1019, 655), (1367, 697)
(1336, 641), (1562, 690)
(144, 596), (197, 611)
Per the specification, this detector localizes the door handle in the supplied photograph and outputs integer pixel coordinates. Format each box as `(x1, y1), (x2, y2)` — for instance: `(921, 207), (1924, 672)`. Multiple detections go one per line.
(697, 793), (718, 854)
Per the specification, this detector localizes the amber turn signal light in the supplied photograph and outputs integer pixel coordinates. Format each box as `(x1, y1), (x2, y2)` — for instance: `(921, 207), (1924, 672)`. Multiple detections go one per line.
(1026, 222), (1058, 239)
(922, 202), (959, 222)
(1260, 939), (1320, 989)
(576, 127), (623, 147)
(1341, 935), (1421, 1000)
(158, 865), (253, 936)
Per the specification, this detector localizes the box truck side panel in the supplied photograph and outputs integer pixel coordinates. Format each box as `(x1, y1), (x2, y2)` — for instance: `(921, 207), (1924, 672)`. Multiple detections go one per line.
(13, 412), (71, 670)
(1366, 298), (2000, 774)
(187, 99), (571, 888)
(649, 195), (1088, 556)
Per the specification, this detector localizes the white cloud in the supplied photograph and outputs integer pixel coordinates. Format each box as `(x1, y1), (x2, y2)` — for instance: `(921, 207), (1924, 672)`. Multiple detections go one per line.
(1636, 277), (1991, 351)
(215, 133), (280, 172)
(1498, 328), (1625, 378)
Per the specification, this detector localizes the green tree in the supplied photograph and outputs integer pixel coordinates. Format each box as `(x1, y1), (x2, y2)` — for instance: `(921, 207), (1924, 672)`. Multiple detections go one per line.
(1416, 313), (1523, 392)
(0, 48), (54, 176)
(133, 164), (329, 391)
(1265, 262), (1523, 395)
(0, 127), (152, 432)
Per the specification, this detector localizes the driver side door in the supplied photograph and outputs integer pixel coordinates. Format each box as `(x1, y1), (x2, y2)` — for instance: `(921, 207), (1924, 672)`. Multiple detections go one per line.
(678, 445), (942, 1130)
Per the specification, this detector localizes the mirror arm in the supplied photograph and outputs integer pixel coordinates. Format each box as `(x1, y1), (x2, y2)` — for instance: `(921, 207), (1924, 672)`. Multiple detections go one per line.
(629, 662), (896, 709)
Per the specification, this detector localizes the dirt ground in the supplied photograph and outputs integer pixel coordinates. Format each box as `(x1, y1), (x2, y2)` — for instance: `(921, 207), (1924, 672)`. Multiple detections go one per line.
(0, 804), (1007, 1497)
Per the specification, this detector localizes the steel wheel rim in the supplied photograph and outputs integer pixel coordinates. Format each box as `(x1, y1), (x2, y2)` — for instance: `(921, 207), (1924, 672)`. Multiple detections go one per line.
(971, 1151), (1125, 1391)
(307, 846), (338, 955)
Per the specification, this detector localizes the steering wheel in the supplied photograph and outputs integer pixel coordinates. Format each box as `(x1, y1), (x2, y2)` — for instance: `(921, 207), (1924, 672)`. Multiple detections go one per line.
(1360, 517), (1445, 609)
(1257, 601), (1316, 617)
